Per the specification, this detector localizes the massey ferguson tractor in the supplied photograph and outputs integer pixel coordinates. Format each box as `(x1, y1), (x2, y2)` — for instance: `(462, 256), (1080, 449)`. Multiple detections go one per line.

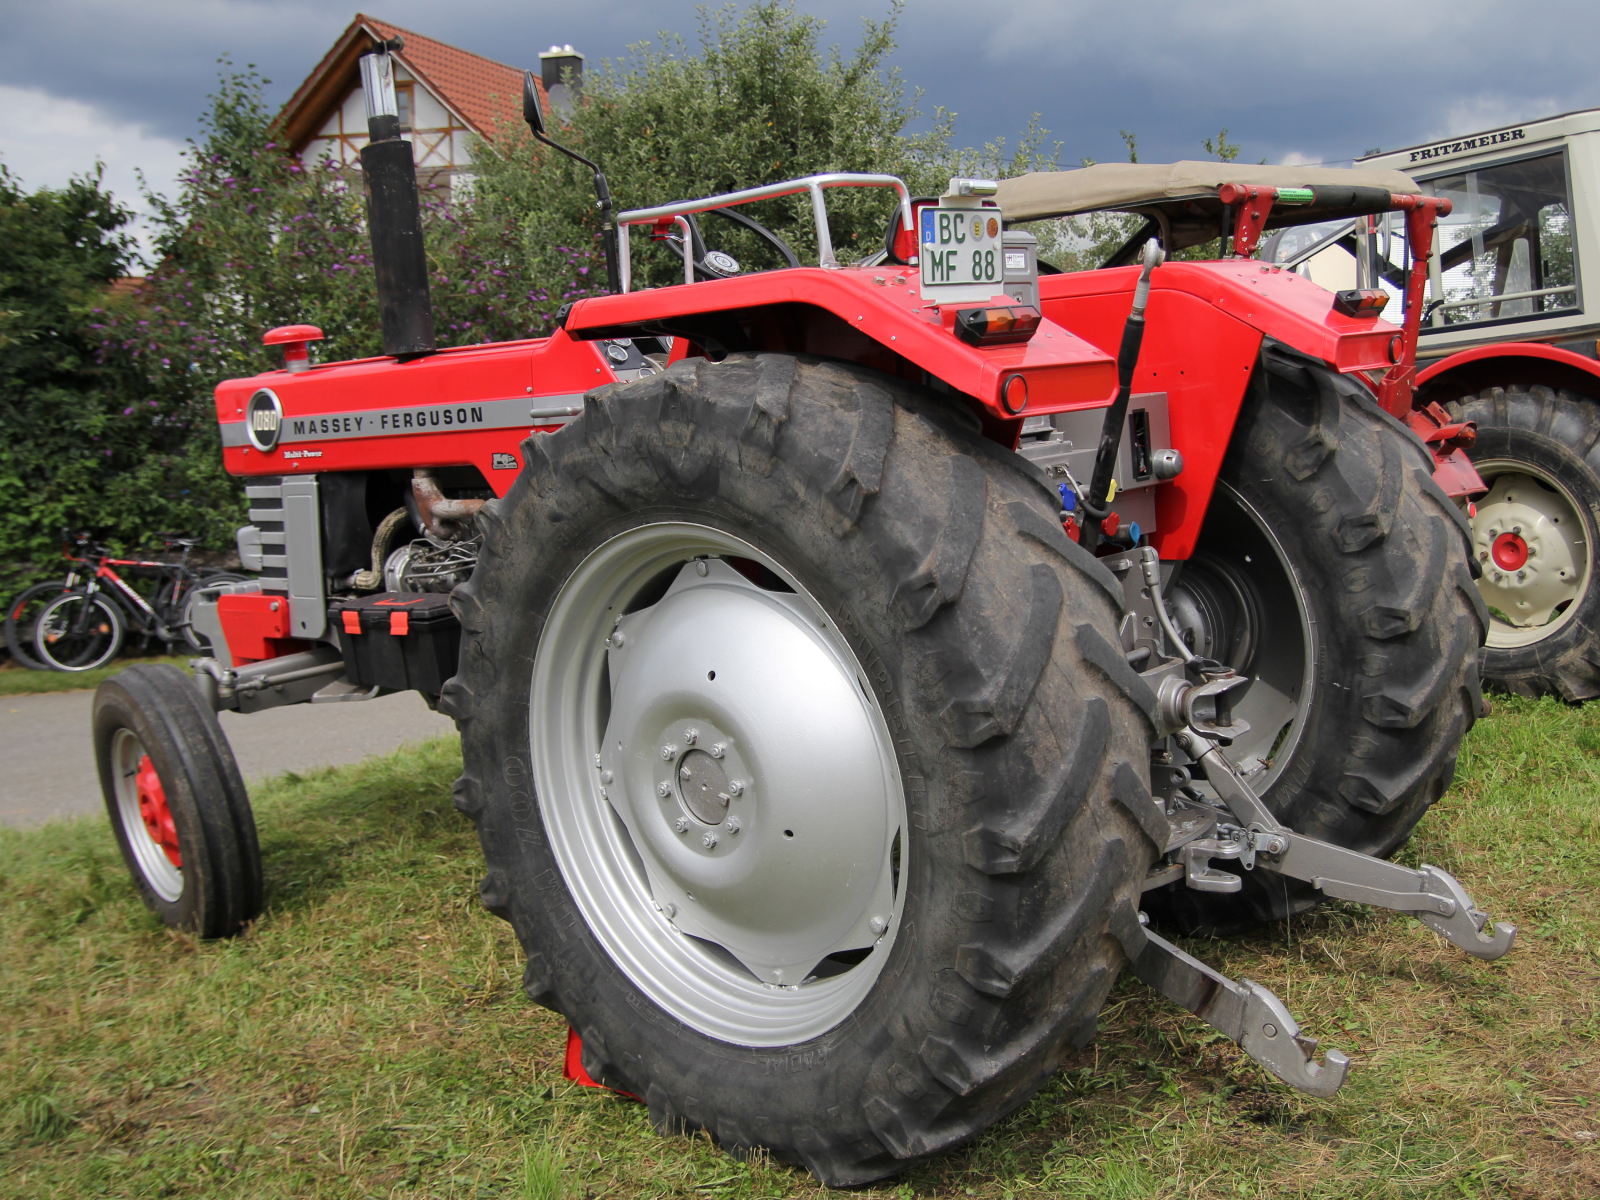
(92, 41), (1515, 1186)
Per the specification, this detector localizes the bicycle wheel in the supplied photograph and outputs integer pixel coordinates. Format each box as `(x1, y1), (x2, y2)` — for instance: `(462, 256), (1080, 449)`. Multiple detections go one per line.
(33, 592), (124, 671)
(4, 582), (70, 671)
(176, 574), (248, 653)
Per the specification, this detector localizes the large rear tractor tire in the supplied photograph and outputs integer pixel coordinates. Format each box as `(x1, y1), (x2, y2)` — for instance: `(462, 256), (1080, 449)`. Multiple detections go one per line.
(1148, 341), (1486, 936)
(93, 664), (262, 937)
(446, 354), (1164, 1185)
(1445, 384), (1600, 700)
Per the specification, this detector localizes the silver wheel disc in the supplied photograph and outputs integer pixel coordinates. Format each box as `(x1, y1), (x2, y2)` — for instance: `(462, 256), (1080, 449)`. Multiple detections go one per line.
(531, 523), (906, 1046)
(1169, 483), (1316, 788)
(1470, 463), (1591, 649)
(110, 728), (183, 902)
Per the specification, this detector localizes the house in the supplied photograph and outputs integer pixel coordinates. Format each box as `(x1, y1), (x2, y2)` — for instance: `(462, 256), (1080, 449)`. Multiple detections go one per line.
(275, 14), (584, 195)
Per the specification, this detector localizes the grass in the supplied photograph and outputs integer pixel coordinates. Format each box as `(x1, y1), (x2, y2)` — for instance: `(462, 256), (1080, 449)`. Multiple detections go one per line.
(0, 655), (192, 697)
(1, 697), (1596, 1198)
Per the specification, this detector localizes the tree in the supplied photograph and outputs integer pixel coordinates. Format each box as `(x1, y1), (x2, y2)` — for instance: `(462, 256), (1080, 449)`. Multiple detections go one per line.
(468, 1), (943, 288)
(0, 159), (137, 586)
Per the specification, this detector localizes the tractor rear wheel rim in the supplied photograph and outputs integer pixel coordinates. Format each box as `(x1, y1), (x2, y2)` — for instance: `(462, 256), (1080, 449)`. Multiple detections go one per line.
(1471, 462), (1591, 649)
(1169, 482), (1316, 788)
(110, 728), (183, 901)
(532, 523), (906, 1047)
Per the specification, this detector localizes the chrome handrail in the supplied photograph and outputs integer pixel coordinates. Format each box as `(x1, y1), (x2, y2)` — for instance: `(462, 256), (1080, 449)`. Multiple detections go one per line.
(616, 173), (913, 292)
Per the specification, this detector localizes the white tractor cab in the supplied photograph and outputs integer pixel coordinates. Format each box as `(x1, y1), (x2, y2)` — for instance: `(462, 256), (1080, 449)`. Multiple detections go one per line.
(1262, 109), (1600, 700)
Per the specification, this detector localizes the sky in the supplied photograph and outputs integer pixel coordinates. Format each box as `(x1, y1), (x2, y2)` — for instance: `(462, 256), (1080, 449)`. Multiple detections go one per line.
(3, 0), (1598, 260)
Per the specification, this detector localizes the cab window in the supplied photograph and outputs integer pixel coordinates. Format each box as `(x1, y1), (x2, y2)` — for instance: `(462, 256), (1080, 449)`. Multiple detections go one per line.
(1425, 152), (1578, 327)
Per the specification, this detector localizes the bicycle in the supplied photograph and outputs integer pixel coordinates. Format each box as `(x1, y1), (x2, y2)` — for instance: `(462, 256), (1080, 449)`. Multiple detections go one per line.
(7, 533), (249, 672)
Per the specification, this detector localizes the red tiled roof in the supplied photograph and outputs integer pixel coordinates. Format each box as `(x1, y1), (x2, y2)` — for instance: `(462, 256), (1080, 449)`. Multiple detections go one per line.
(276, 13), (539, 155)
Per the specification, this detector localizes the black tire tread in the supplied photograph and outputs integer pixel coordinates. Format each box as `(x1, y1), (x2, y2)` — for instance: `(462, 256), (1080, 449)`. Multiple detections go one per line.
(448, 353), (1162, 1185)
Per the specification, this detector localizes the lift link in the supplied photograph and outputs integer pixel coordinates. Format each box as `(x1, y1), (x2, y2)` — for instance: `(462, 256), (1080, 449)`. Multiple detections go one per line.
(1172, 727), (1518, 962)
(1129, 916), (1351, 1097)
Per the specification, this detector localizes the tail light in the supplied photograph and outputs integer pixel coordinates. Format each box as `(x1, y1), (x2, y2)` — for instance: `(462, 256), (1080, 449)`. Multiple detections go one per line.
(1332, 289), (1390, 318)
(954, 304), (1041, 347)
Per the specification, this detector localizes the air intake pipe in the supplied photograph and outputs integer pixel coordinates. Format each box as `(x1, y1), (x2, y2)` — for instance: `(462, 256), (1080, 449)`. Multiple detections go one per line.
(359, 39), (436, 359)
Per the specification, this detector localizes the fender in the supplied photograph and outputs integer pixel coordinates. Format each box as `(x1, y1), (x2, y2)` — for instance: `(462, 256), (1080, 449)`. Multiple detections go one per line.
(1416, 340), (1600, 404)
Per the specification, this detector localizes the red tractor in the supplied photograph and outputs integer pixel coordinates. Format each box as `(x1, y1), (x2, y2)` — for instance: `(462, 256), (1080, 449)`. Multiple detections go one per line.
(92, 43), (1513, 1185)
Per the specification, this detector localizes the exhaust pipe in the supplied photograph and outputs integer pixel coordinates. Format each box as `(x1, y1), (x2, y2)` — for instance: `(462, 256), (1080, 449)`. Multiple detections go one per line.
(359, 39), (435, 359)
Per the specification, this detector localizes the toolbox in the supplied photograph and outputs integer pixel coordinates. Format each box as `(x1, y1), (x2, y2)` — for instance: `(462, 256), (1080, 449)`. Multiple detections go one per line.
(328, 592), (461, 694)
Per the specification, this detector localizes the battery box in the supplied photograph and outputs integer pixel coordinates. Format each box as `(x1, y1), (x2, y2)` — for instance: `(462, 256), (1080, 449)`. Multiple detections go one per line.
(328, 592), (461, 694)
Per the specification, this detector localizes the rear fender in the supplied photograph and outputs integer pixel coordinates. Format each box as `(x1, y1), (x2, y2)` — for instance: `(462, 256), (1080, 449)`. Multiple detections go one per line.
(561, 267), (1119, 438)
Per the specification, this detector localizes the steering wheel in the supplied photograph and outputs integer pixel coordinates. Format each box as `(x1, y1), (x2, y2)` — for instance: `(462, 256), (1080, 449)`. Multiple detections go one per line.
(657, 208), (802, 281)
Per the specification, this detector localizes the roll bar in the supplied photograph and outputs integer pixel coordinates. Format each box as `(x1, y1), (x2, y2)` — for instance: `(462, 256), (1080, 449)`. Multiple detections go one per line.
(616, 173), (914, 292)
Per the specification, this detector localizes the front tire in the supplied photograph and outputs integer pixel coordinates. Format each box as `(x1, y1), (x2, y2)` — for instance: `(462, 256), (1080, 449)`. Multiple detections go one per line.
(93, 664), (262, 937)
(1446, 384), (1600, 700)
(447, 355), (1163, 1185)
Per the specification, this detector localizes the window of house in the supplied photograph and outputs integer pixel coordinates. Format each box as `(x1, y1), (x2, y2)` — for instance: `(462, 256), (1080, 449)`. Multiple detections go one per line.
(396, 83), (414, 131)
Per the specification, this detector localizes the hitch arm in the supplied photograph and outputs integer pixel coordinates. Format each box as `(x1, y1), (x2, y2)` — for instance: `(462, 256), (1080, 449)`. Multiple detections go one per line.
(1129, 921), (1350, 1096)
(1174, 729), (1517, 961)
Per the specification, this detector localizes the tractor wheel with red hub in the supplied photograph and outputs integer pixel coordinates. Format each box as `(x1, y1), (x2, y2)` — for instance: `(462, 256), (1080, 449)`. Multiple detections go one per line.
(1445, 384), (1600, 700)
(93, 663), (262, 937)
(446, 354), (1162, 1185)
(1146, 341), (1487, 936)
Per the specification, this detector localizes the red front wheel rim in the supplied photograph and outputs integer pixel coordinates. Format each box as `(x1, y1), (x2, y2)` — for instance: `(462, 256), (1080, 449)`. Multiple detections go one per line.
(135, 754), (182, 868)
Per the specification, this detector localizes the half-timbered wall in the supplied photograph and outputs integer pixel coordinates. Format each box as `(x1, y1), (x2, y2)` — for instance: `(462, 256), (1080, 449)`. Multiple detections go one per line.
(300, 63), (474, 195)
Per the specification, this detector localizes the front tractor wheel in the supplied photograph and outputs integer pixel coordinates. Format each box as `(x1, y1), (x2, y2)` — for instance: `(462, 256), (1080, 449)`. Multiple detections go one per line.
(447, 355), (1161, 1185)
(1447, 384), (1600, 700)
(93, 664), (262, 937)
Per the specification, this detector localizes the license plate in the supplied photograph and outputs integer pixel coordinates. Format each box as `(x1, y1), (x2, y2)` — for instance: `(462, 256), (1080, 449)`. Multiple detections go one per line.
(920, 205), (1004, 290)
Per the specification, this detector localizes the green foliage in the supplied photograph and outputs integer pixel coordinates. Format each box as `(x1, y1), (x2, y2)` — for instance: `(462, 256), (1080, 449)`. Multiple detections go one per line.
(470, 1), (948, 286)
(0, 159), (136, 589)
(522, 1142), (566, 1200)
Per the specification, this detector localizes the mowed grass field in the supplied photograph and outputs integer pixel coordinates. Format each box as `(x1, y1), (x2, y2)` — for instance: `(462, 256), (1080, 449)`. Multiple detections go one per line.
(1, 695), (1595, 1199)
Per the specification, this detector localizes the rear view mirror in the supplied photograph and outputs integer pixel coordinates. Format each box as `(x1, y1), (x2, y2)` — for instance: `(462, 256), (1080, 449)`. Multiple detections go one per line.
(522, 71), (546, 137)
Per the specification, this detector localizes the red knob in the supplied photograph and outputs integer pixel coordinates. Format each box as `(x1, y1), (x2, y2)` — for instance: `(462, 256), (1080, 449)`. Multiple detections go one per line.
(263, 324), (326, 373)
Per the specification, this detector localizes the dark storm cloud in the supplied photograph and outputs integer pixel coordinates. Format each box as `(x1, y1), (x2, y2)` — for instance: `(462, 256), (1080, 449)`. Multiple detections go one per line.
(3, 0), (1598, 177)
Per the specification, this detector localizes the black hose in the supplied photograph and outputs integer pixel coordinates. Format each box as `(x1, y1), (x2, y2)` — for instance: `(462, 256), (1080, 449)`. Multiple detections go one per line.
(1080, 240), (1164, 552)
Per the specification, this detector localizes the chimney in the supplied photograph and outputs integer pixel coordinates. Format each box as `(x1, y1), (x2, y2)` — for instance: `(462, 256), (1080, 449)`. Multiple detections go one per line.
(358, 39), (436, 359)
(539, 44), (584, 115)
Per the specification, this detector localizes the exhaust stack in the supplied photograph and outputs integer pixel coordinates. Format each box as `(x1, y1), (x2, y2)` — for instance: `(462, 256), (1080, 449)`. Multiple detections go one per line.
(359, 39), (435, 359)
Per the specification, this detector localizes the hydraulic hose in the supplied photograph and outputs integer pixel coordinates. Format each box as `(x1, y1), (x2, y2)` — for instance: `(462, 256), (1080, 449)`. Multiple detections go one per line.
(1080, 239), (1164, 552)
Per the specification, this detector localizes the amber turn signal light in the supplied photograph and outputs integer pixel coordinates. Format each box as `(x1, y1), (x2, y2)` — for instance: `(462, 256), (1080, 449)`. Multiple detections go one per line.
(1332, 289), (1389, 318)
(954, 305), (1041, 346)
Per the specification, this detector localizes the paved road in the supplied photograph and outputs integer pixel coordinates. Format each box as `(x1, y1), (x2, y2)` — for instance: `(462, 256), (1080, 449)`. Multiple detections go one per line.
(0, 688), (457, 829)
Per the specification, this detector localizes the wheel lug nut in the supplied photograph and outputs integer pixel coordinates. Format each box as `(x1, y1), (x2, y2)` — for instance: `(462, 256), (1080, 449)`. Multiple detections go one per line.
(593, 754), (602, 769)
(869, 916), (887, 934)
(661, 902), (677, 919)
(702, 832), (719, 849)
(674, 817), (689, 834)
(694, 560), (709, 577)
(710, 743), (726, 759)
(726, 817), (741, 834)
(600, 769), (613, 784)
(1518, 570), (1527, 581)
(607, 631), (625, 648)
(657, 781), (672, 797)
(729, 780), (744, 796)
(683, 728), (698, 745)
(661, 744), (678, 760)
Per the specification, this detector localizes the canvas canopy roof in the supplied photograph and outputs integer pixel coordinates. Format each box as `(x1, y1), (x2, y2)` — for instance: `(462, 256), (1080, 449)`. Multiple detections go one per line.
(995, 160), (1422, 255)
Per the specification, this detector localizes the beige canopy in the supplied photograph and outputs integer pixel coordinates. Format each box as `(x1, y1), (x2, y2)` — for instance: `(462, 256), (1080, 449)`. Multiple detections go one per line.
(996, 161), (1420, 220)
(995, 160), (1422, 256)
